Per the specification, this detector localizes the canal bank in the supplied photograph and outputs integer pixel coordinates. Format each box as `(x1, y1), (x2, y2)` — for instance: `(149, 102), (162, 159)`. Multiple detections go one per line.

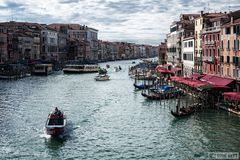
(0, 60), (239, 159)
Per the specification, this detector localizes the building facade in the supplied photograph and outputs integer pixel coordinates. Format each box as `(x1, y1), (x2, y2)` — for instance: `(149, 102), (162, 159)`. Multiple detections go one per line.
(182, 37), (194, 77)
(221, 17), (240, 80)
(202, 14), (228, 75)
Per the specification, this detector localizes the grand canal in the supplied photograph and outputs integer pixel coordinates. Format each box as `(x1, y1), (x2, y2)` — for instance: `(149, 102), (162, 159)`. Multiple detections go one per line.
(0, 60), (239, 159)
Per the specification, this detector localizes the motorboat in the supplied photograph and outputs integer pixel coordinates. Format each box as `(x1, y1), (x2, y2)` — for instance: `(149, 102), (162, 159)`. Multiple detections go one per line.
(32, 64), (53, 76)
(95, 74), (110, 81)
(63, 64), (99, 74)
(45, 108), (67, 136)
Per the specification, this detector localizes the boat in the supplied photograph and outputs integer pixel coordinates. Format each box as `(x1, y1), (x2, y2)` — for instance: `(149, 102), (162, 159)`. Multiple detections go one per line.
(133, 83), (153, 89)
(98, 68), (107, 74)
(114, 66), (121, 72)
(45, 107), (67, 136)
(141, 89), (184, 100)
(106, 64), (110, 68)
(95, 74), (110, 81)
(132, 61), (136, 64)
(63, 64), (99, 74)
(32, 64), (53, 76)
(171, 106), (195, 117)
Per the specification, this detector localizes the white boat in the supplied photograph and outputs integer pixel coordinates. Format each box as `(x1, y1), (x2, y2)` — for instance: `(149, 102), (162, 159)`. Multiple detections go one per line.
(63, 64), (99, 74)
(32, 64), (53, 75)
(95, 74), (110, 81)
(45, 107), (67, 136)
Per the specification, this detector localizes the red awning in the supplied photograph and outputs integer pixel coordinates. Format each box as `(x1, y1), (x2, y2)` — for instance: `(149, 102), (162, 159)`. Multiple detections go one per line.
(223, 92), (240, 101)
(155, 65), (174, 74)
(171, 67), (182, 72)
(190, 73), (205, 80)
(200, 75), (234, 86)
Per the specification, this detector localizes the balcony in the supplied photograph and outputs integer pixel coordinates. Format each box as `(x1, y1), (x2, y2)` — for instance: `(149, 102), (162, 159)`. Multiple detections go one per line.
(202, 26), (221, 34)
(203, 56), (214, 62)
(194, 57), (202, 62)
(204, 41), (215, 45)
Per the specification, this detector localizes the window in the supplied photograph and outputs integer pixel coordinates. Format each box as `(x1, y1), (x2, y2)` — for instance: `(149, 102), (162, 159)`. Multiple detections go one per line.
(226, 27), (231, 34)
(220, 56), (224, 63)
(234, 40), (236, 50)
(184, 42), (187, 48)
(183, 53), (193, 61)
(238, 40), (240, 50)
(206, 49), (208, 57)
(209, 49), (212, 57)
(234, 25), (236, 33)
(228, 40), (230, 50)
(227, 56), (230, 63)
(218, 48), (220, 56)
(195, 21), (197, 26)
(227, 68), (230, 76)
(221, 40), (224, 49)
(210, 35), (212, 41)
(213, 35), (215, 41)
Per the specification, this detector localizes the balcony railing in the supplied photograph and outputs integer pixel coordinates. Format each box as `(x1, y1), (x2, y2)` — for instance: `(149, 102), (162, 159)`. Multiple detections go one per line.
(204, 41), (215, 45)
(202, 26), (221, 33)
(194, 57), (203, 62)
(203, 56), (214, 62)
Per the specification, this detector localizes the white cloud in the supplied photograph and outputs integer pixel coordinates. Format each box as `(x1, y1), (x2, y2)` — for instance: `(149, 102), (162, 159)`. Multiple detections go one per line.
(0, 0), (239, 45)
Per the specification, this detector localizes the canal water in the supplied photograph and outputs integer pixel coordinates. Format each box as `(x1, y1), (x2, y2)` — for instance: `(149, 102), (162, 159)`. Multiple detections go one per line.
(0, 60), (239, 160)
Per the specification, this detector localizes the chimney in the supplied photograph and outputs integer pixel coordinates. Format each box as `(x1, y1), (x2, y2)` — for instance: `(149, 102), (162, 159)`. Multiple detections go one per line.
(201, 11), (203, 16)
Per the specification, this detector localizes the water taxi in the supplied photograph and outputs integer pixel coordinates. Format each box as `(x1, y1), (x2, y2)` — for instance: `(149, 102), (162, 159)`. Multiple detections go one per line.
(32, 64), (53, 75)
(95, 74), (110, 81)
(63, 64), (99, 74)
(45, 107), (66, 136)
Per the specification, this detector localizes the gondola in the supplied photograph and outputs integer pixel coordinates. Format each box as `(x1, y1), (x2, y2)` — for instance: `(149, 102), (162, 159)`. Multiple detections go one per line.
(171, 107), (195, 118)
(141, 90), (184, 100)
(133, 83), (153, 89)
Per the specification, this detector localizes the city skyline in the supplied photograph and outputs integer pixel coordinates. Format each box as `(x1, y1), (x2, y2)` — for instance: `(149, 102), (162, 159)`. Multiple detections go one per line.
(0, 0), (239, 45)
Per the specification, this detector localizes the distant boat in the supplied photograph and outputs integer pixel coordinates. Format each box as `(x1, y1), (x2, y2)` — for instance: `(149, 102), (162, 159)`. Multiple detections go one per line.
(114, 66), (121, 72)
(32, 64), (53, 76)
(95, 74), (110, 81)
(133, 83), (153, 89)
(132, 61), (136, 64)
(45, 107), (67, 136)
(63, 64), (99, 74)
(171, 107), (195, 118)
(98, 68), (107, 74)
(106, 64), (110, 68)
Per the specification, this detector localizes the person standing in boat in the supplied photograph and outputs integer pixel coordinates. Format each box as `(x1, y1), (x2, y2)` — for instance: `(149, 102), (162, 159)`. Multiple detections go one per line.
(54, 107), (61, 115)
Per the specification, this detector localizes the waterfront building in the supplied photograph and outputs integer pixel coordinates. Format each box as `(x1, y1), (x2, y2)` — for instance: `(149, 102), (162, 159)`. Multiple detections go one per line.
(49, 24), (98, 62)
(158, 40), (167, 65)
(40, 25), (58, 61)
(0, 22), (42, 63)
(202, 13), (228, 76)
(167, 14), (199, 74)
(194, 12), (204, 73)
(48, 25), (68, 62)
(220, 11), (240, 90)
(182, 36), (195, 77)
(0, 25), (8, 64)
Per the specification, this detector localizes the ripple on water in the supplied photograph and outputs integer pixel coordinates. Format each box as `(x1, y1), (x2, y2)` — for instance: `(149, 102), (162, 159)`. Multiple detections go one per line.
(0, 60), (240, 159)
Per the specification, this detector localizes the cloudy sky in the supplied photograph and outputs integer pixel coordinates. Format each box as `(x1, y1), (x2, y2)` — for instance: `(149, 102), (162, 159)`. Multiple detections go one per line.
(0, 0), (239, 45)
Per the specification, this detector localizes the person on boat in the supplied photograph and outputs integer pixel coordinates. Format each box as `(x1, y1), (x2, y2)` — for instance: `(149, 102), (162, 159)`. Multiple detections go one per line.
(119, 66), (122, 70)
(54, 107), (61, 115)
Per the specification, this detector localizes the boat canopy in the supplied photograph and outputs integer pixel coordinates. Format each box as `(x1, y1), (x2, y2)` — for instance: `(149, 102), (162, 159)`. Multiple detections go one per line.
(223, 92), (240, 102)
